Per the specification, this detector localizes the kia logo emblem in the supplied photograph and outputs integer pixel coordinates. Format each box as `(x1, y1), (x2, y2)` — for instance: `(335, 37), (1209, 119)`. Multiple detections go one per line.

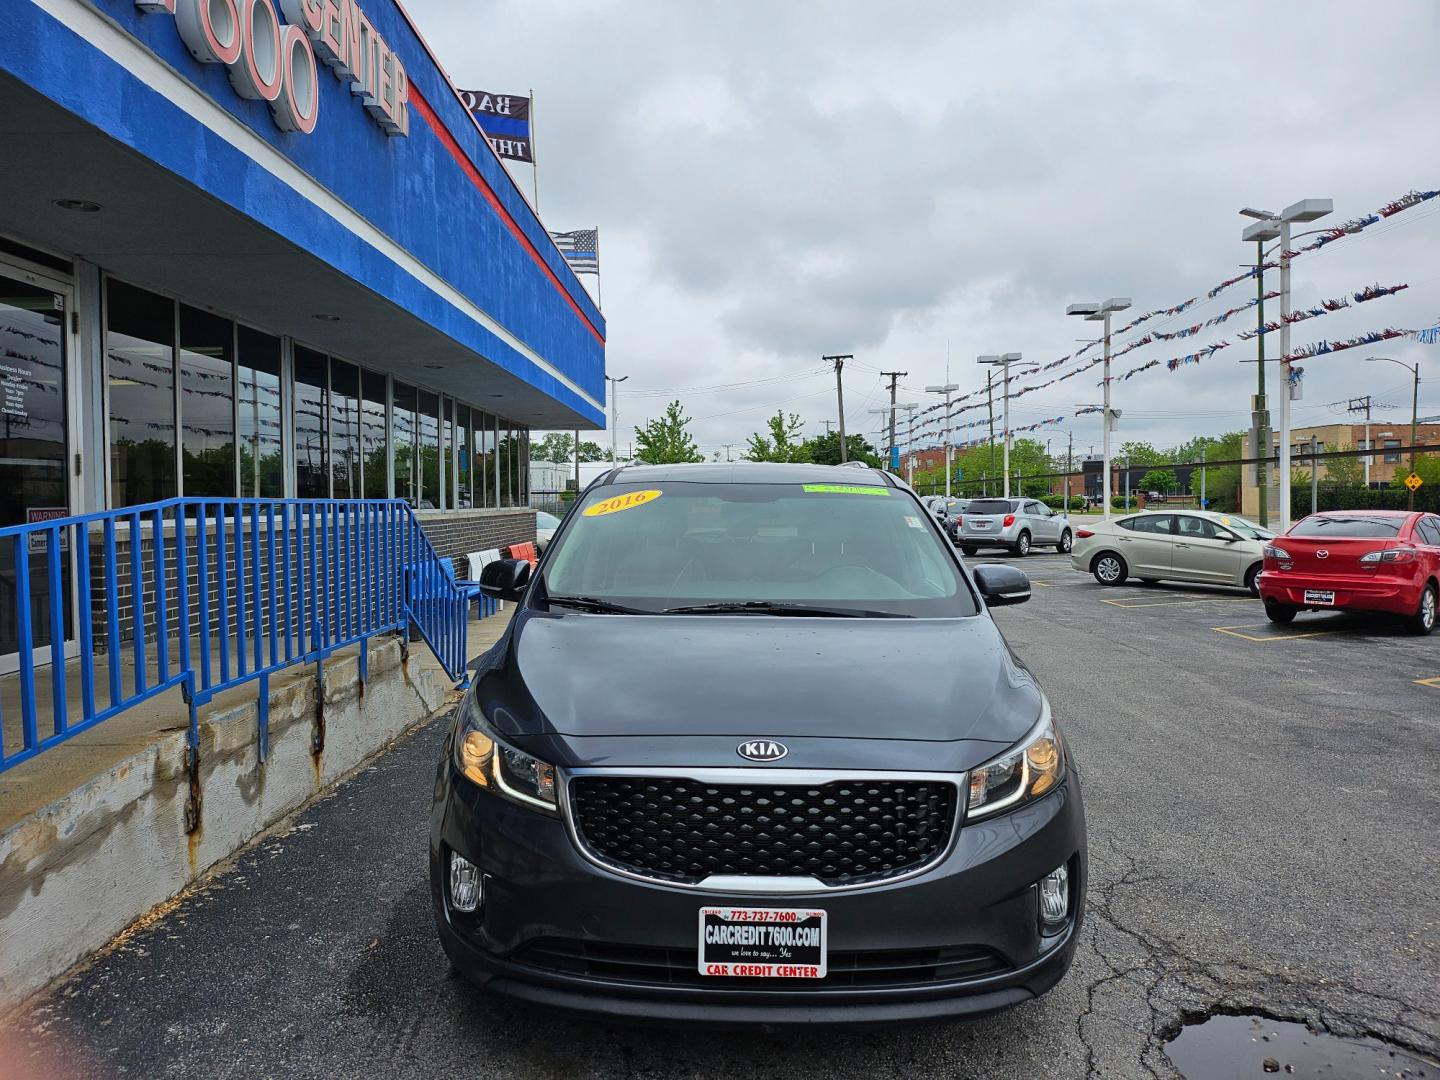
(737, 739), (788, 762)
(1316, 549), (1329, 559)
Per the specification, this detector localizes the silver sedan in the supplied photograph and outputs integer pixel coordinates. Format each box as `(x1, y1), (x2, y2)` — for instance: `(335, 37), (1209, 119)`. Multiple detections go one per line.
(1069, 509), (1273, 594)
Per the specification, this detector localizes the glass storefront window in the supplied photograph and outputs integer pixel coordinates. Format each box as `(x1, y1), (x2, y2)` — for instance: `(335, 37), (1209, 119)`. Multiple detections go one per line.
(498, 421), (517, 507)
(442, 398), (456, 510)
(0, 274), (71, 654)
(178, 305), (236, 498)
(392, 381), (417, 505)
(454, 403), (471, 509)
(294, 346), (328, 499)
(361, 369), (388, 499)
(329, 359), (361, 499)
(418, 389), (440, 508)
(237, 325), (283, 497)
(475, 410), (494, 508)
(107, 280), (176, 506)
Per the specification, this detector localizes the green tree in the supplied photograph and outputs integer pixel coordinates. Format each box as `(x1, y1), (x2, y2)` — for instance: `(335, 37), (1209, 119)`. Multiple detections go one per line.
(578, 440), (608, 462)
(745, 411), (810, 463)
(1388, 452), (1440, 490)
(533, 432), (574, 463)
(801, 431), (882, 468)
(1141, 468), (1176, 492)
(1192, 431), (1244, 510)
(1323, 452), (1364, 488)
(1118, 441), (1167, 467)
(633, 400), (703, 464)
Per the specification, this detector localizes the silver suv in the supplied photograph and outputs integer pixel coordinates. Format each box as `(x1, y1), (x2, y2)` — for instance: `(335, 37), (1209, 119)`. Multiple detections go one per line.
(957, 497), (1072, 557)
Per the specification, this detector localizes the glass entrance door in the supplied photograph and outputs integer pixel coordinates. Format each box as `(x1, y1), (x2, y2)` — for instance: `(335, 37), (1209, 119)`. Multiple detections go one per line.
(0, 266), (76, 671)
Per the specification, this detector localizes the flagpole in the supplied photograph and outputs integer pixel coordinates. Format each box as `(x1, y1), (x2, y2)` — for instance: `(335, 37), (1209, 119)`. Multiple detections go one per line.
(528, 88), (539, 211)
(594, 226), (602, 309)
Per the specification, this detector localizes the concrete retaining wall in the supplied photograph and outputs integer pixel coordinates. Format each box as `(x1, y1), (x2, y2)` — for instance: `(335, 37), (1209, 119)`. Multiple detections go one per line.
(0, 635), (458, 1009)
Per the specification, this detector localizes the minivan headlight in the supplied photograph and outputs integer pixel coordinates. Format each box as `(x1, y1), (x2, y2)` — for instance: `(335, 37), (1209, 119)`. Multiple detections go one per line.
(453, 690), (558, 813)
(967, 702), (1065, 819)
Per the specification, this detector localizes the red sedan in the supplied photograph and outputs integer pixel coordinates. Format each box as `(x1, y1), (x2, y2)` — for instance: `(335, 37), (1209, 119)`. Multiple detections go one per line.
(1257, 510), (1440, 634)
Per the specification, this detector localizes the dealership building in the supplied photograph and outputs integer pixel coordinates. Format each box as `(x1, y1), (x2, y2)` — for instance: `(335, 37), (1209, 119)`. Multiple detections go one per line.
(0, 0), (605, 556)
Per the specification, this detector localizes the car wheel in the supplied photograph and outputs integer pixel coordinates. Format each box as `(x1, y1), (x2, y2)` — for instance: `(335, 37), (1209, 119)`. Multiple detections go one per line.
(1244, 564), (1262, 598)
(1405, 583), (1438, 636)
(1014, 531), (1031, 557)
(1057, 530), (1072, 554)
(1265, 600), (1297, 625)
(1092, 552), (1127, 586)
(961, 545), (978, 557)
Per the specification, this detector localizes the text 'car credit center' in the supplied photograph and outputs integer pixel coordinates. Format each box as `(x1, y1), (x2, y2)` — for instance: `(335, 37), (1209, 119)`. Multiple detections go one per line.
(0, 0), (605, 660)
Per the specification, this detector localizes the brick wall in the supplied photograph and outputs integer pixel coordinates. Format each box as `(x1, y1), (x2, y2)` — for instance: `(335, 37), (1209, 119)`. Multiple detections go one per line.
(415, 508), (537, 562)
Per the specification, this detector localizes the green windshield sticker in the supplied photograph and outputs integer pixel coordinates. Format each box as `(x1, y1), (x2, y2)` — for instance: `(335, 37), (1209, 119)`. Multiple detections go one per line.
(801, 484), (890, 495)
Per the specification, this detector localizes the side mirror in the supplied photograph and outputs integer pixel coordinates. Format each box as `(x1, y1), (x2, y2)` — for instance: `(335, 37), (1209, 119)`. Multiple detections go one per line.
(479, 557), (531, 601)
(973, 564), (1031, 607)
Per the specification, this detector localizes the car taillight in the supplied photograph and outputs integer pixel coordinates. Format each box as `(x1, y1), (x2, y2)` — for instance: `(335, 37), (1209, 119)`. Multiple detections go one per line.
(1359, 547), (1416, 565)
(1003, 514), (1016, 527)
(1263, 544), (1290, 560)
(1075, 528), (1094, 539)
(955, 515), (963, 526)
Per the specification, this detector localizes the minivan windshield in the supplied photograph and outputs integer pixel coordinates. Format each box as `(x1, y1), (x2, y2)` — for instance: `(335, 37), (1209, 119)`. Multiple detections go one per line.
(966, 499), (1016, 516)
(541, 480), (978, 617)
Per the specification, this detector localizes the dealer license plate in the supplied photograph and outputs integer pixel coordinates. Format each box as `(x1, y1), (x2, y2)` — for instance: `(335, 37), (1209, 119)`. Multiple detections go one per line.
(1304, 589), (1336, 606)
(698, 907), (827, 978)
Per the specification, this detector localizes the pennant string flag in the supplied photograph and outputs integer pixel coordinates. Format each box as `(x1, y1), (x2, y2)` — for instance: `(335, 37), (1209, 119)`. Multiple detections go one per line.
(1237, 283), (1409, 340)
(1282, 328), (1413, 363)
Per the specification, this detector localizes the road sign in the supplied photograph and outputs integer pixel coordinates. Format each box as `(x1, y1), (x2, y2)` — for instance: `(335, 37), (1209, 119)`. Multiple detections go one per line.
(1405, 472), (1423, 492)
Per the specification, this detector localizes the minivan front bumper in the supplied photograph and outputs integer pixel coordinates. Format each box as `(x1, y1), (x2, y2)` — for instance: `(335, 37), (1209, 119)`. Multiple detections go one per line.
(429, 758), (1087, 1025)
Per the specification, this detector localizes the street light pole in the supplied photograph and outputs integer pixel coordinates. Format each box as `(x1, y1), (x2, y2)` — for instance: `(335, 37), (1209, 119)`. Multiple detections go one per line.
(1367, 357), (1422, 510)
(1067, 299), (1131, 518)
(606, 374), (629, 463)
(925, 382), (959, 499)
(978, 354), (1022, 498)
(1244, 199), (1331, 531)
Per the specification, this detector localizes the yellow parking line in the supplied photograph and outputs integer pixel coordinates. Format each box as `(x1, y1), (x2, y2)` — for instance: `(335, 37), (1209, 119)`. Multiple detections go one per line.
(1211, 624), (1342, 642)
(1416, 676), (1440, 689)
(1102, 596), (1255, 608)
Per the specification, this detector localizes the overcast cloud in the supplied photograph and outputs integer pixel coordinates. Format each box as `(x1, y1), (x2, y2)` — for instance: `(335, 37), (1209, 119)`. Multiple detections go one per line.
(406, 0), (1440, 458)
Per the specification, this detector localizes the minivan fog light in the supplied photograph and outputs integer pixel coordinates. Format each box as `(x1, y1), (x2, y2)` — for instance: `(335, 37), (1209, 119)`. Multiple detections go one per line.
(1039, 863), (1069, 928)
(450, 853), (482, 913)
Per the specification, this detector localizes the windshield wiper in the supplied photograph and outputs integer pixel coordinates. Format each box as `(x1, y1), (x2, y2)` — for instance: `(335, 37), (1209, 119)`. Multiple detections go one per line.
(546, 594), (655, 615)
(662, 601), (908, 618)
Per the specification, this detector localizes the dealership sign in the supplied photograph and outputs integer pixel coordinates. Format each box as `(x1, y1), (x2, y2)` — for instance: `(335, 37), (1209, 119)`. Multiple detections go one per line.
(134, 0), (409, 137)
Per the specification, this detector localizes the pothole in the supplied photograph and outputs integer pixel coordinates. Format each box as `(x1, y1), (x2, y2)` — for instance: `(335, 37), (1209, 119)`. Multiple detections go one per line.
(1164, 1013), (1436, 1078)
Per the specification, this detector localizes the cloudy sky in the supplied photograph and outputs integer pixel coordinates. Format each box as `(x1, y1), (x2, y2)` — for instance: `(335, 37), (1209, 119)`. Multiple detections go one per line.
(407, 0), (1440, 460)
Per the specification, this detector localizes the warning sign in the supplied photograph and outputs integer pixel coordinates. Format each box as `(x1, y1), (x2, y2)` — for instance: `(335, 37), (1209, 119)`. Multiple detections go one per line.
(1405, 473), (1423, 492)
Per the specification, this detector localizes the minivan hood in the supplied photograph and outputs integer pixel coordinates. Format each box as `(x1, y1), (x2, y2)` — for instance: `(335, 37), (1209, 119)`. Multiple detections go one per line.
(478, 609), (1043, 748)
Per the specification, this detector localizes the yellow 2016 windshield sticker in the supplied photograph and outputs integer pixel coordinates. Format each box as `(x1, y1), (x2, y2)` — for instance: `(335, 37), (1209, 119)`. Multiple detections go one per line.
(801, 484), (889, 496)
(583, 489), (663, 517)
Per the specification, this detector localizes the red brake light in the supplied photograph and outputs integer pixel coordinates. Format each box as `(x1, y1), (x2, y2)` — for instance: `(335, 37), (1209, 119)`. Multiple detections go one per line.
(1003, 514), (1016, 527)
(955, 515), (963, 526)
(1075, 528), (1094, 539)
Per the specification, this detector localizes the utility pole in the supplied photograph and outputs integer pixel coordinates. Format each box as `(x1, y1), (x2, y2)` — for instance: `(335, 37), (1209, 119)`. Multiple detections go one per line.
(722, 443), (735, 462)
(985, 371), (997, 486)
(606, 374), (629, 463)
(1310, 434), (1320, 515)
(1066, 430), (1074, 510)
(573, 428), (580, 493)
(1124, 455), (1131, 511)
(1347, 395), (1373, 488)
(1200, 446), (1207, 509)
(824, 354), (852, 463)
(880, 370), (907, 470)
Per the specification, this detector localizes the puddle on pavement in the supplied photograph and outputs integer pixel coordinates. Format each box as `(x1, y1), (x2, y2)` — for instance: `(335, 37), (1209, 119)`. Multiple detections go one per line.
(1164, 1013), (1436, 1078)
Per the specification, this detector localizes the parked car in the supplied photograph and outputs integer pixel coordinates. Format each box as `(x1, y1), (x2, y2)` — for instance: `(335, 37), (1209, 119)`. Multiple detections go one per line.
(433, 462), (1085, 1023)
(923, 495), (969, 524)
(1070, 510), (1273, 593)
(1145, 491), (1167, 504)
(955, 497), (1072, 557)
(1257, 510), (1440, 633)
(534, 510), (562, 552)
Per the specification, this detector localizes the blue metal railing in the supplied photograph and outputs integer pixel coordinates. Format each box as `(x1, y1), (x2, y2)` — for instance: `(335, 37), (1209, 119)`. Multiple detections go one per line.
(0, 498), (478, 784)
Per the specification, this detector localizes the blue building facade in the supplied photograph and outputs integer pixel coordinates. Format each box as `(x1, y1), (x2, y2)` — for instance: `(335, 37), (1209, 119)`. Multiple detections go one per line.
(0, 0), (604, 521)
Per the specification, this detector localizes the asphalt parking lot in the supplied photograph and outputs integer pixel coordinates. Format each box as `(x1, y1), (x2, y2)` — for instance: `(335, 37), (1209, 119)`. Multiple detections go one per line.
(6, 551), (1439, 1079)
